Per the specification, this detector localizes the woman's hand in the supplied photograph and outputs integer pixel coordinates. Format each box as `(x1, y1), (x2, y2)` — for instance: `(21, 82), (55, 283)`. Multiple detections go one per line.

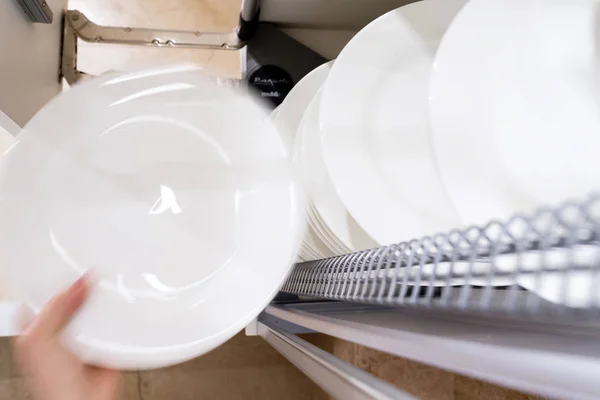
(13, 275), (121, 400)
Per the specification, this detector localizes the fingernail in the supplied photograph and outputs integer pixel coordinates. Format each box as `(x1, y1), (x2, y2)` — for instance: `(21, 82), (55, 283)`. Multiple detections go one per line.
(70, 272), (90, 293)
(71, 276), (85, 291)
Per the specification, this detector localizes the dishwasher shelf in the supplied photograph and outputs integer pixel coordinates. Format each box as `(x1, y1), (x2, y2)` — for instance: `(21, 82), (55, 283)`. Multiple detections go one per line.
(263, 302), (600, 400)
(272, 193), (600, 398)
(282, 193), (600, 328)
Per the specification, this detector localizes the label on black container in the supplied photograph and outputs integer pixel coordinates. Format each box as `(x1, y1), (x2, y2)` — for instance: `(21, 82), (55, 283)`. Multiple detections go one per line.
(247, 65), (294, 107)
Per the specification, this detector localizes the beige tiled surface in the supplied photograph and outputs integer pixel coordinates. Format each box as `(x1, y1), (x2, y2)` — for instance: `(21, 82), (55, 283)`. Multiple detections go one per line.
(0, 379), (34, 400)
(0, 339), (10, 380)
(453, 375), (542, 400)
(0, 334), (327, 400)
(141, 365), (325, 400)
(118, 373), (143, 400)
(68, 0), (243, 78)
(3, 333), (544, 400)
(139, 333), (326, 400)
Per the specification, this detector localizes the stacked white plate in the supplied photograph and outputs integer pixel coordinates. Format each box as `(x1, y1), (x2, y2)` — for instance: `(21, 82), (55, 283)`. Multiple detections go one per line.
(296, 89), (379, 258)
(272, 61), (372, 260)
(278, 1), (467, 262)
(318, 0), (466, 248)
(428, 0), (600, 306)
(273, 59), (380, 261)
(287, 0), (600, 305)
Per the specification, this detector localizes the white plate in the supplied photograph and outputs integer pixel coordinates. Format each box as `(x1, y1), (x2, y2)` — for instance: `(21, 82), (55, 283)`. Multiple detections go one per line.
(0, 65), (304, 369)
(297, 90), (376, 253)
(269, 106), (280, 121)
(430, 0), (600, 226)
(273, 61), (334, 152)
(494, 247), (599, 307)
(300, 214), (336, 260)
(319, 1), (464, 246)
(310, 204), (352, 254)
(307, 203), (349, 255)
(429, 0), (600, 301)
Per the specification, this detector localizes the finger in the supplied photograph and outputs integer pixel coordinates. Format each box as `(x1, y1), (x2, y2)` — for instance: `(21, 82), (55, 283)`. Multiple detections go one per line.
(25, 273), (91, 339)
(89, 367), (121, 400)
(16, 303), (35, 332)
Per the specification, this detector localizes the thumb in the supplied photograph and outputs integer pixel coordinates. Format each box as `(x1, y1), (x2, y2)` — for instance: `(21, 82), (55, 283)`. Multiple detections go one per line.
(89, 367), (121, 400)
(24, 273), (90, 339)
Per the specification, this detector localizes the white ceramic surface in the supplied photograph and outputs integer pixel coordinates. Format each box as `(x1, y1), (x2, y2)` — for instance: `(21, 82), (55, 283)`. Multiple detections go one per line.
(0, 65), (304, 368)
(297, 91), (376, 253)
(301, 222), (335, 260)
(429, 0), (600, 303)
(307, 202), (350, 255)
(311, 203), (352, 253)
(273, 61), (334, 151)
(430, 0), (600, 226)
(319, 0), (464, 246)
(493, 247), (600, 308)
(275, 62), (339, 261)
(269, 106), (280, 121)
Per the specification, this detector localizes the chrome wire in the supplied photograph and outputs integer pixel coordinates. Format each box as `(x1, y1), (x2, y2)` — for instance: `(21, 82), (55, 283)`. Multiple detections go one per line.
(282, 193), (600, 321)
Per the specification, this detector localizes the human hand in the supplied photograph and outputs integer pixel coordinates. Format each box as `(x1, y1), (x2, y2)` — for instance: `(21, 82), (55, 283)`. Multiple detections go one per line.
(13, 274), (121, 400)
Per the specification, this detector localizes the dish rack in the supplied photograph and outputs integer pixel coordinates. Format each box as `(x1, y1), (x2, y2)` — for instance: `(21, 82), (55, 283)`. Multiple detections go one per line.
(7, 0), (600, 398)
(255, 193), (600, 400)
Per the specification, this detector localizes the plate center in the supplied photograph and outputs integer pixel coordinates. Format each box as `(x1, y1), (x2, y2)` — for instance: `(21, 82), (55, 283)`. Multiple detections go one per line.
(39, 116), (239, 301)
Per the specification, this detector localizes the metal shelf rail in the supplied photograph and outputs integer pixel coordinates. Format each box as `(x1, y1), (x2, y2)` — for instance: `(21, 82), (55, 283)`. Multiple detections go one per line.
(261, 193), (600, 399)
(259, 320), (416, 400)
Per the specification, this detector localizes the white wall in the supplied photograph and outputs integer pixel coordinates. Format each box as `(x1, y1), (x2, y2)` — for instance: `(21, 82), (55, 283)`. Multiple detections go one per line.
(0, 0), (66, 128)
(0, 115), (18, 336)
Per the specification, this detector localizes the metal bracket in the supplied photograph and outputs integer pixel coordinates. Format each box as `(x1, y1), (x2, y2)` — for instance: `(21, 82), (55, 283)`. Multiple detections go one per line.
(67, 10), (241, 49)
(61, 11), (88, 86)
(259, 321), (416, 400)
(60, 9), (246, 86)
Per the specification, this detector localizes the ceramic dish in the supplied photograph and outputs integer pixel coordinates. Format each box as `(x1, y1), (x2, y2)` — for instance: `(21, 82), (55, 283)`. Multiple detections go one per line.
(429, 0), (600, 302)
(272, 61), (333, 152)
(307, 203), (350, 255)
(0, 65), (304, 369)
(269, 106), (280, 121)
(297, 90), (376, 253)
(430, 0), (600, 226)
(319, 0), (464, 246)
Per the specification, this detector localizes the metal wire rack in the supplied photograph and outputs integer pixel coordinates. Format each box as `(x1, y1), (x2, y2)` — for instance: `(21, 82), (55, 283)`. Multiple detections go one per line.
(281, 193), (600, 329)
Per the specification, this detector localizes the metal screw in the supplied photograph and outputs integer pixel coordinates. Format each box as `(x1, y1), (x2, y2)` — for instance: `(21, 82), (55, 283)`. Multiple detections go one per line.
(166, 40), (174, 46)
(95, 36), (103, 42)
(41, 1), (46, 7)
(124, 27), (132, 32)
(194, 31), (201, 36)
(71, 13), (79, 21)
(151, 39), (160, 45)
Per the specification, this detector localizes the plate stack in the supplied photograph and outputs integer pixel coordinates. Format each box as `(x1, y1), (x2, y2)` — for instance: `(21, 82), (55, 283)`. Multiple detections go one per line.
(276, 0), (600, 307)
(275, 0), (466, 261)
(271, 61), (376, 260)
